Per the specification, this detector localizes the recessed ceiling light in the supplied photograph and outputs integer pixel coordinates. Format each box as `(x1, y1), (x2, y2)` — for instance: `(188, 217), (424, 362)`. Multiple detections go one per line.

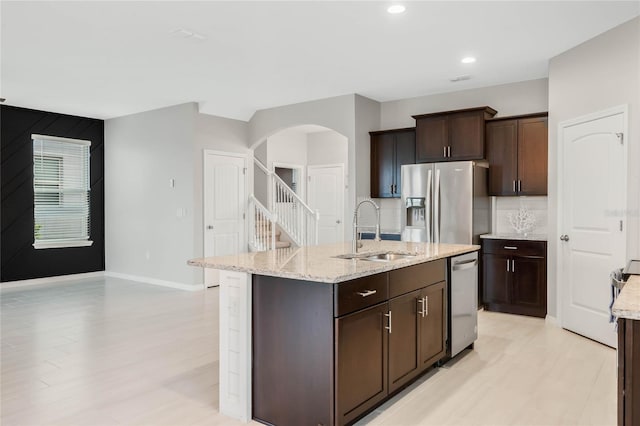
(461, 57), (477, 64)
(387, 5), (406, 14)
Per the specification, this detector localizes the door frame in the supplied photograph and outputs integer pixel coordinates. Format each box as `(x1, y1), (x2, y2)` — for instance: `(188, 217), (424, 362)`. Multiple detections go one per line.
(556, 104), (628, 326)
(203, 149), (248, 287)
(272, 161), (305, 201)
(307, 163), (346, 242)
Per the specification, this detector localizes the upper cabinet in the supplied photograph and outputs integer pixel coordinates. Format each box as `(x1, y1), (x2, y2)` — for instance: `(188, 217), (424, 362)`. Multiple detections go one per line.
(370, 128), (415, 198)
(486, 113), (548, 196)
(413, 106), (497, 163)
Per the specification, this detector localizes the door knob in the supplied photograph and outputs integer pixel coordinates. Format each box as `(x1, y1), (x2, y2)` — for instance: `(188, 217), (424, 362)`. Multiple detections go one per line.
(207, 225), (214, 230)
(560, 234), (569, 241)
(336, 220), (341, 224)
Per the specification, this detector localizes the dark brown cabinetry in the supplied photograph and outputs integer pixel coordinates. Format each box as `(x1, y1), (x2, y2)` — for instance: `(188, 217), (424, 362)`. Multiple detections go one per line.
(618, 317), (640, 426)
(253, 258), (450, 426)
(336, 302), (389, 425)
(370, 128), (415, 198)
(485, 113), (548, 196)
(413, 106), (497, 163)
(482, 239), (547, 318)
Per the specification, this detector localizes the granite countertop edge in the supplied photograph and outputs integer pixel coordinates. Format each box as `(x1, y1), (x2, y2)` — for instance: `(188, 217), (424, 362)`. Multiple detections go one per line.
(613, 275), (640, 320)
(188, 241), (480, 284)
(480, 233), (548, 242)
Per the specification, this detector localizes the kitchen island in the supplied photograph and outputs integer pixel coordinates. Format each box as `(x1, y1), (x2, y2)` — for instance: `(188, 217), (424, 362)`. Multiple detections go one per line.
(612, 274), (640, 426)
(189, 240), (479, 426)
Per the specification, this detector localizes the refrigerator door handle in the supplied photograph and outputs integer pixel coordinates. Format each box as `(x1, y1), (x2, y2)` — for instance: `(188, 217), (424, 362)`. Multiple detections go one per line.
(434, 168), (440, 244)
(426, 169), (432, 243)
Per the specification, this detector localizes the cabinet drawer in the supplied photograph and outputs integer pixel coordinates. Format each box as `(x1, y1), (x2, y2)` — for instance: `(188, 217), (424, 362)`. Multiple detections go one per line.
(482, 239), (546, 257)
(389, 259), (446, 298)
(335, 273), (388, 317)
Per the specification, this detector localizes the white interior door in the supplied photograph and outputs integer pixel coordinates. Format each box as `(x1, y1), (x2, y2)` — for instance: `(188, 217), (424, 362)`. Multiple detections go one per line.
(204, 152), (246, 287)
(308, 165), (344, 245)
(559, 108), (627, 348)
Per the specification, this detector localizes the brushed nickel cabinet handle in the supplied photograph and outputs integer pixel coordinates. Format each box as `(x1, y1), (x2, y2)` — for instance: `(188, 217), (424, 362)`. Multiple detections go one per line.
(447, 146), (451, 157)
(443, 146), (447, 157)
(512, 260), (515, 272)
(513, 180), (517, 192)
(356, 290), (377, 297)
(424, 296), (429, 316)
(506, 259), (510, 272)
(418, 298), (425, 317)
(385, 311), (392, 334)
(504, 246), (518, 250)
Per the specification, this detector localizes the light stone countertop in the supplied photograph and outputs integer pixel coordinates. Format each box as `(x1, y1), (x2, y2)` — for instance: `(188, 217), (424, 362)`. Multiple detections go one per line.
(613, 275), (640, 320)
(480, 233), (548, 242)
(188, 240), (479, 284)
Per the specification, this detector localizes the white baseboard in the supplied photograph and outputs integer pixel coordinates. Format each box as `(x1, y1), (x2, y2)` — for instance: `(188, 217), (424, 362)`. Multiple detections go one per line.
(545, 315), (559, 326)
(104, 271), (203, 292)
(0, 271), (105, 289)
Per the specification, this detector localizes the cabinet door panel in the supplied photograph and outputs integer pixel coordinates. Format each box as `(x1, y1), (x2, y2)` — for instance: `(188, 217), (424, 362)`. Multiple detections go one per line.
(416, 117), (448, 163)
(371, 133), (395, 198)
(449, 112), (484, 160)
(419, 281), (446, 369)
(394, 130), (416, 196)
(512, 257), (546, 317)
(486, 120), (518, 195)
(336, 303), (388, 425)
(388, 290), (421, 393)
(483, 253), (511, 305)
(518, 117), (548, 195)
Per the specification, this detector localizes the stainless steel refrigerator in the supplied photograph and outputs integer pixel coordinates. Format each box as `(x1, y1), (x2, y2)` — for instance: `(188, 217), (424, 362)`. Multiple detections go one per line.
(400, 161), (490, 245)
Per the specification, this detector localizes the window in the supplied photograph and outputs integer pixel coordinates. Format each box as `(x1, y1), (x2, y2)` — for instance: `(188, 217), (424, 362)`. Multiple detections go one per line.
(32, 134), (92, 249)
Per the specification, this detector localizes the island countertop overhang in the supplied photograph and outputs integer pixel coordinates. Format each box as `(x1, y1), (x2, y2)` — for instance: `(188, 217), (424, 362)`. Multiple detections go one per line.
(188, 240), (479, 284)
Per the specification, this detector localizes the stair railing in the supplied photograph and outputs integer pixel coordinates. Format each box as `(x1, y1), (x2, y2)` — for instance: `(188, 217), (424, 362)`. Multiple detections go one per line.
(254, 158), (320, 247)
(248, 194), (277, 251)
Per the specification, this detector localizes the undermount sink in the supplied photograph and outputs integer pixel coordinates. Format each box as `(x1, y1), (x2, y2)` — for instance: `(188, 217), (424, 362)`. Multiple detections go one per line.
(361, 253), (416, 262)
(333, 252), (416, 262)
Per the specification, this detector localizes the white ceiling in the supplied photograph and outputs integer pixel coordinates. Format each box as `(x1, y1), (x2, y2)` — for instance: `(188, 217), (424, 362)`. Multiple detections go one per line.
(1, 1), (638, 121)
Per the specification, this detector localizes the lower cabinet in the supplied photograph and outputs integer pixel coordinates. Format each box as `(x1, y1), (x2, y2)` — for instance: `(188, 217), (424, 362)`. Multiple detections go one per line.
(618, 317), (640, 426)
(336, 303), (389, 426)
(482, 239), (547, 318)
(253, 259), (450, 426)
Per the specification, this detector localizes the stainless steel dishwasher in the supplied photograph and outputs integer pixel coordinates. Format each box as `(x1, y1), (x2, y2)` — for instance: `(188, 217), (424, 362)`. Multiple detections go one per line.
(449, 251), (479, 357)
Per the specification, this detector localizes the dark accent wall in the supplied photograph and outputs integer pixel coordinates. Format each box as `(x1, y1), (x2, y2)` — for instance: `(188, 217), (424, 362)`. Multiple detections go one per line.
(1, 105), (105, 282)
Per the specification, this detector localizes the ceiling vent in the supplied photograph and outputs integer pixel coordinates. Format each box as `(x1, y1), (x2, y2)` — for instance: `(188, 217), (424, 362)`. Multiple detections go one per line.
(170, 28), (207, 41)
(450, 75), (472, 82)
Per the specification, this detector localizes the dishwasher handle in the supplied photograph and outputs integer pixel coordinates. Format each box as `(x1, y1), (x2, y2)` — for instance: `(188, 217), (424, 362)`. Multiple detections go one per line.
(452, 259), (478, 271)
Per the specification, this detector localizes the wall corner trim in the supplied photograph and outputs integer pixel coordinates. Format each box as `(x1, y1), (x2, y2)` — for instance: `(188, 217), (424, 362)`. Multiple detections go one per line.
(545, 315), (559, 327)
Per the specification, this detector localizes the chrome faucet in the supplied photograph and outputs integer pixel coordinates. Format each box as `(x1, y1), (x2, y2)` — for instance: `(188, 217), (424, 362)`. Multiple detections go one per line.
(353, 199), (381, 253)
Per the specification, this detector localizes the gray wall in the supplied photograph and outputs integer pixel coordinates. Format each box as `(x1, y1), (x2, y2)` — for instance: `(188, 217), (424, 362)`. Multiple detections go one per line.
(380, 78), (549, 129)
(307, 131), (348, 166)
(105, 103), (197, 286)
(106, 103), (250, 287)
(547, 16), (640, 319)
(354, 95), (382, 200)
(249, 94), (358, 240)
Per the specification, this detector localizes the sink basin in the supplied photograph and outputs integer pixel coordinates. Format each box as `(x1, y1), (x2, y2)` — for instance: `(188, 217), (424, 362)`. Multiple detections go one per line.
(333, 252), (416, 262)
(361, 253), (416, 262)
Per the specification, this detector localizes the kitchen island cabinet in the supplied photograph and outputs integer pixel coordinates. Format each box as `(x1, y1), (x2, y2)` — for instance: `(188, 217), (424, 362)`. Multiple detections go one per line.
(613, 275), (640, 426)
(189, 241), (477, 426)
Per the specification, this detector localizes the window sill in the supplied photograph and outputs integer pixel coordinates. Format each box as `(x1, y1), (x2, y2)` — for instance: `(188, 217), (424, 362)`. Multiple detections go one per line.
(33, 240), (94, 250)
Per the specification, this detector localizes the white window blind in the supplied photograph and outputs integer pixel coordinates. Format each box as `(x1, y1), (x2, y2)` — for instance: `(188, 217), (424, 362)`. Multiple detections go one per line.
(32, 134), (93, 249)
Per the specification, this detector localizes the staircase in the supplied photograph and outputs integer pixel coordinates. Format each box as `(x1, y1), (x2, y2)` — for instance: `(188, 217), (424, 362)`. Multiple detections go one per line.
(248, 158), (320, 252)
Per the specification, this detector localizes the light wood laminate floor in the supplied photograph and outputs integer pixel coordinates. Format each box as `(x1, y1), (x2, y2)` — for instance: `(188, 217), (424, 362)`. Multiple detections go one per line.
(1, 276), (616, 426)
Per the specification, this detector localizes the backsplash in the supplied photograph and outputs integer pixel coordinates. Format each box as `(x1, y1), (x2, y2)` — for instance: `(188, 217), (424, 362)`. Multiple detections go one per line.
(356, 196), (548, 236)
(493, 196), (548, 235)
(357, 197), (402, 233)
